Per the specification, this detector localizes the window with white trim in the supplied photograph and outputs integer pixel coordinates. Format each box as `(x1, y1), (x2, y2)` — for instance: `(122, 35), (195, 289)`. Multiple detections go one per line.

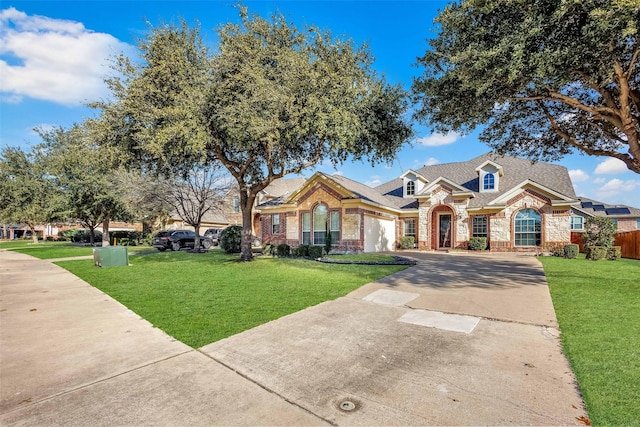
(570, 216), (584, 230)
(514, 209), (541, 246)
(313, 205), (327, 245)
(483, 173), (495, 190)
(330, 211), (340, 243)
(406, 181), (415, 196)
(404, 218), (416, 238)
(272, 214), (280, 234)
(472, 215), (488, 237)
(301, 212), (311, 244)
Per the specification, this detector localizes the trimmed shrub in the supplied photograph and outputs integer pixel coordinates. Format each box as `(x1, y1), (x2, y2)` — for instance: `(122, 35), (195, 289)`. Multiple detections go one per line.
(308, 245), (323, 259)
(543, 243), (564, 257)
(563, 244), (579, 259)
(262, 244), (273, 256)
(585, 246), (607, 261)
(276, 243), (290, 257)
(399, 236), (415, 249)
(219, 225), (243, 254)
(292, 245), (310, 258)
(606, 246), (622, 261)
(468, 237), (487, 251)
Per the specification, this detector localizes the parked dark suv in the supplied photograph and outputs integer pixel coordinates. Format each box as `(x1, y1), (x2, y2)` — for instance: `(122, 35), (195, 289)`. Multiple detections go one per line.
(152, 230), (212, 251)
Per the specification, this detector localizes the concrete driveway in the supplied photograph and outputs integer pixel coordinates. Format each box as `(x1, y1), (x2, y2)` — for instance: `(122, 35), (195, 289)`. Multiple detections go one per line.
(1, 250), (587, 425)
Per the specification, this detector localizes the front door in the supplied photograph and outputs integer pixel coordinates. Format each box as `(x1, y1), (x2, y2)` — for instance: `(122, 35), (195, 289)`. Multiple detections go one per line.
(439, 214), (452, 249)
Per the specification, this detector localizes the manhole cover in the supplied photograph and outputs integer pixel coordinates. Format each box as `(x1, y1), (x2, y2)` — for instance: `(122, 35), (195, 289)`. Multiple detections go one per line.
(339, 400), (356, 412)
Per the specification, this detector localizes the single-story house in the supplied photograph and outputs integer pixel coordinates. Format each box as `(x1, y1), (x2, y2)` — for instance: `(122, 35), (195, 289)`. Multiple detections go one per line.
(570, 197), (640, 232)
(256, 153), (581, 252)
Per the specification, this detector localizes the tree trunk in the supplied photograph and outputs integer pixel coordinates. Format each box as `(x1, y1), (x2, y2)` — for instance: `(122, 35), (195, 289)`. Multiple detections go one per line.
(102, 217), (110, 247)
(239, 190), (258, 262)
(194, 223), (202, 252)
(28, 224), (38, 244)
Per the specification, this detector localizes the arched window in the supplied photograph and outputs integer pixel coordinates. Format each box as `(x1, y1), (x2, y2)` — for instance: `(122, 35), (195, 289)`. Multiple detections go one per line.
(514, 209), (541, 246)
(406, 181), (415, 196)
(483, 173), (495, 190)
(313, 204), (327, 245)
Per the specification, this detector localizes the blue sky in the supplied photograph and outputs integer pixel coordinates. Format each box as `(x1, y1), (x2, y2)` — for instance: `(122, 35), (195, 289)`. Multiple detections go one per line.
(1, 1), (638, 207)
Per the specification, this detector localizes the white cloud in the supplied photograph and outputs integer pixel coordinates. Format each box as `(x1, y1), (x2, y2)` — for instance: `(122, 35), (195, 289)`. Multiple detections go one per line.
(366, 176), (382, 187)
(424, 157), (439, 166)
(598, 178), (639, 193)
(0, 7), (132, 105)
(415, 131), (460, 147)
(594, 157), (628, 175)
(593, 177), (606, 184)
(568, 169), (589, 183)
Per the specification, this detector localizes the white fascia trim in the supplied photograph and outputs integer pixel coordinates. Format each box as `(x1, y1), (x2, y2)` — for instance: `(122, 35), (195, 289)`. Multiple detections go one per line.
(489, 179), (575, 205)
(475, 160), (504, 176)
(416, 176), (472, 197)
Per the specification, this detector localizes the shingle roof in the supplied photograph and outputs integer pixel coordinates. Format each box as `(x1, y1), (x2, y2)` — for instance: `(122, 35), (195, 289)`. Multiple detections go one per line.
(262, 178), (306, 198)
(377, 153), (576, 209)
(573, 197), (640, 218)
(259, 153), (578, 212)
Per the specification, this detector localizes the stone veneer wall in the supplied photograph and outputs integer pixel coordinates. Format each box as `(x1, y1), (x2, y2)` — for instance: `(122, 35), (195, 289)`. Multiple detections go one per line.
(489, 189), (571, 252)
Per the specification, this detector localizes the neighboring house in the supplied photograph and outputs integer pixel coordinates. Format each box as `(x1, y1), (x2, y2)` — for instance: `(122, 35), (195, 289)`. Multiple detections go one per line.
(164, 178), (307, 238)
(570, 197), (640, 232)
(257, 153), (580, 252)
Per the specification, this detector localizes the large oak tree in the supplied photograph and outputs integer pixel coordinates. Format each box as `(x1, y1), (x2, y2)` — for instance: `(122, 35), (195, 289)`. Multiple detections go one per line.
(95, 10), (412, 260)
(412, 0), (640, 173)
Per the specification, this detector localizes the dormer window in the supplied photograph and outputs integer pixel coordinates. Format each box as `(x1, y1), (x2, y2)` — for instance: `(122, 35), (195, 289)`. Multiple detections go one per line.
(406, 181), (415, 196)
(475, 160), (503, 193)
(483, 173), (495, 190)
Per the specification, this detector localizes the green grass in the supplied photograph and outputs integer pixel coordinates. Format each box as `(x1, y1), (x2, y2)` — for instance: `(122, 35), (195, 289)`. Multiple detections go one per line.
(539, 255), (640, 426)
(0, 240), (69, 250)
(8, 243), (152, 259)
(58, 250), (406, 348)
(324, 253), (398, 262)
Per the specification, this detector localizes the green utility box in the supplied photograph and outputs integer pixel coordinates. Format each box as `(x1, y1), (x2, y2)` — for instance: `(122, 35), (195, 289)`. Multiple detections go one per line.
(93, 246), (129, 267)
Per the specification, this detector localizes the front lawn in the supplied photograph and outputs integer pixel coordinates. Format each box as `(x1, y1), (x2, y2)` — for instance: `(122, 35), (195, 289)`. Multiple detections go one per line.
(539, 255), (640, 426)
(58, 251), (407, 348)
(8, 243), (152, 259)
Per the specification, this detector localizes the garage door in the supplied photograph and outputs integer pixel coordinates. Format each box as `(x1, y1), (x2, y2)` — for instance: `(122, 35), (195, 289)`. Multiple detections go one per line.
(363, 216), (396, 252)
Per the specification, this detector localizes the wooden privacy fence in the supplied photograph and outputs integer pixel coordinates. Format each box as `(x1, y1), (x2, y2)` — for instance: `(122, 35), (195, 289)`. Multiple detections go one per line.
(571, 230), (640, 260)
(615, 230), (640, 260)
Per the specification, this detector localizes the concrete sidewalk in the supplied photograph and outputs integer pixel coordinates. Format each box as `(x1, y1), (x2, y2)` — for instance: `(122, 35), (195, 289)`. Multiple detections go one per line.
(1, 250), (587, 425)
(0, 250), (324, 426)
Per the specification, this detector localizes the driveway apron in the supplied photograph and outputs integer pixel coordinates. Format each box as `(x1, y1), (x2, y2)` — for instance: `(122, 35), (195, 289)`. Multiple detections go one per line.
(201, 252), (587, 425)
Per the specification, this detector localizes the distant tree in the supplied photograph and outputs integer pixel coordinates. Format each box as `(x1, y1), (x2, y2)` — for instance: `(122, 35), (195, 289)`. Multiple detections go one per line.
(37, 124), (131, 246)
(0, 147), (60, 243)
(94, 10), (413, 261)
(123, 164), (230, 251)
(413, 0), (640, 173)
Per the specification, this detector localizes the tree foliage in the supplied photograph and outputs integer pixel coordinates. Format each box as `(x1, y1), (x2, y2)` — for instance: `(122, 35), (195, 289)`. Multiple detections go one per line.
(0, 146), (60, 243)
(583, 216), (617, 247)
(37, 124), (131, 246)
(413, 0), (640, 173)
(95, 9), (413, 260)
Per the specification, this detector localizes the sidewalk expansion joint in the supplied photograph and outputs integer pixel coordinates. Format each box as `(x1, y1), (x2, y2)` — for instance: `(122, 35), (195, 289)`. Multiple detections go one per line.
(197, 349), (337, 426)
(0, 349), (195, 416)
